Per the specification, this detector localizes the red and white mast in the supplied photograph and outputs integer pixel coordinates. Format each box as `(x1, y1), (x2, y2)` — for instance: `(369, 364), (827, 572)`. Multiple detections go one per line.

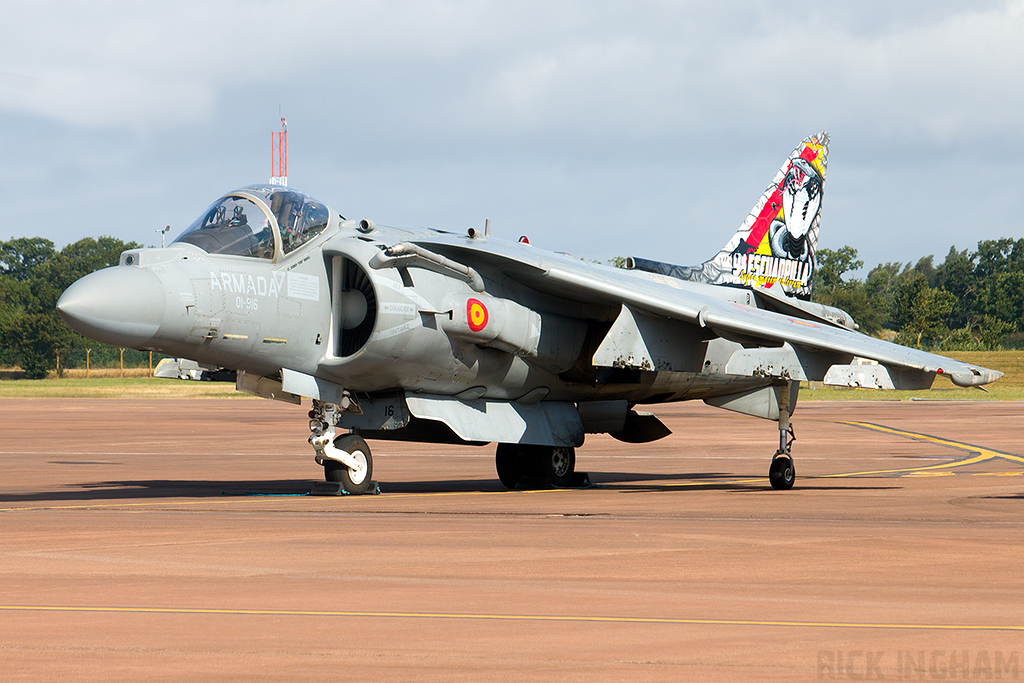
(270, 117), (287, 186)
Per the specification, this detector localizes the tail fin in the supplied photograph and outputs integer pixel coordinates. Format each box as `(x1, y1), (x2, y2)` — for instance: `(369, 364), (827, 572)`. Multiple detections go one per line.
(629, 131), (828, 300)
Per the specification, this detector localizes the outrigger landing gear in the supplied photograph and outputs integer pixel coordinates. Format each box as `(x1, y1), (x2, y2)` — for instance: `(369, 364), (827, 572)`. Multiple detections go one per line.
(496, 443), (577, 489)
(308, 400), (375, 495)
(769, 382), (796, 490)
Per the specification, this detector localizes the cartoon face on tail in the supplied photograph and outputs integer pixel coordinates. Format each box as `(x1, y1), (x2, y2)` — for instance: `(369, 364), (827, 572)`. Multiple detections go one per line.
(782, 157), (823, 241)
(626, 131), (829, 300)
(771, 156), (824, 261)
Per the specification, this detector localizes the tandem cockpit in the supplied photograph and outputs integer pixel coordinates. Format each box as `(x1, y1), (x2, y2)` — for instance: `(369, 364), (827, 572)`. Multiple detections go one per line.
(174, 185), (334, 260)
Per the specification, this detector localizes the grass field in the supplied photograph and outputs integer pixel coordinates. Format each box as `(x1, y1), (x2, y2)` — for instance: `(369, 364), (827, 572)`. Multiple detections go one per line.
(1, 350), (1022, 400)
(0, 374), (243, 399)
(802, 350), (1024, 401)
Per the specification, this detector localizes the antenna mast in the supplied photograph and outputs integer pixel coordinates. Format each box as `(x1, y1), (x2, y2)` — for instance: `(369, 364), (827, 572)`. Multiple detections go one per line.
(270, 117), (288, 186)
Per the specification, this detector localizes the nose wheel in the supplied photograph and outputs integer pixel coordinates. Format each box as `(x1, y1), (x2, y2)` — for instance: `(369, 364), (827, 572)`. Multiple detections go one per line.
(323, 434), (374, 494)
(309, 401), (376, 495)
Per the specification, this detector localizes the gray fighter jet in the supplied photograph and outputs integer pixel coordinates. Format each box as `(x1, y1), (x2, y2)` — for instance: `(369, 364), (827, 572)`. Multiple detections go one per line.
(56, 133), (1001, 493)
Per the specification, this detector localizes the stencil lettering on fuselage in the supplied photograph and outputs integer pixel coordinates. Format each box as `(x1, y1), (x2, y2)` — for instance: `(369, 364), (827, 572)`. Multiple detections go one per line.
(209, 271), (285, 298)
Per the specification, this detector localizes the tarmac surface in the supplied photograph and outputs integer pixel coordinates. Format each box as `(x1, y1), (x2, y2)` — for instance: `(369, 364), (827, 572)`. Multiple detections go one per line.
(1, 397), (1023, 681)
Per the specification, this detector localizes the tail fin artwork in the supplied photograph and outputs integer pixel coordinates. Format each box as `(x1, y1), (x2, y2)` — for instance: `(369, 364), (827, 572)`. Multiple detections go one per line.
(628, 132), (829, 300)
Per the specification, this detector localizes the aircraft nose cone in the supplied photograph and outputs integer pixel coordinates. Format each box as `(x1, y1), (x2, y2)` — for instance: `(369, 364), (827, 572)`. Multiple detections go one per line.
(57, 266), (165, 348)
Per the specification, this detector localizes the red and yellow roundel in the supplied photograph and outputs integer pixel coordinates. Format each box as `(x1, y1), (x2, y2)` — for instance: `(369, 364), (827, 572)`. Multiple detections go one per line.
(467, 298), (488, 332)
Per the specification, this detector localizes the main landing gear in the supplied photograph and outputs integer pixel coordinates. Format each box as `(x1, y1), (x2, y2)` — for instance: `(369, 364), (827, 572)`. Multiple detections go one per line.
(496, 443), (576, 489)
(769, 382), (796, 490)
(308, 400), (375, 494)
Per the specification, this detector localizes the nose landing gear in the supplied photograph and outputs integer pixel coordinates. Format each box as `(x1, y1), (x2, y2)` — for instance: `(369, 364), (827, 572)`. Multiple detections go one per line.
(323, 434), (373, 493)
(309, 400), (376, 495)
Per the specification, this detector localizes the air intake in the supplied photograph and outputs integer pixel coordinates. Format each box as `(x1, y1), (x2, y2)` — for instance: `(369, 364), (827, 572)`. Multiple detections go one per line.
(333, 256), (377, 357)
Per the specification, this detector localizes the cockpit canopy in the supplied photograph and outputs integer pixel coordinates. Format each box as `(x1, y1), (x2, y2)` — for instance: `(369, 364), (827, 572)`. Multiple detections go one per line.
(174, 185), (332, 259)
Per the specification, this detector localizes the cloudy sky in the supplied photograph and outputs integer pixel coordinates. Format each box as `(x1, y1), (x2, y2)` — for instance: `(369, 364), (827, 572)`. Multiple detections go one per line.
(1, 1), (1021, 273)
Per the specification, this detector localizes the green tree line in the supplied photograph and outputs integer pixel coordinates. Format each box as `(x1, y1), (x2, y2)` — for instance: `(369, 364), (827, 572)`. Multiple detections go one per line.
(812, 239), (1024, 351)
(0, 235), (145, 378)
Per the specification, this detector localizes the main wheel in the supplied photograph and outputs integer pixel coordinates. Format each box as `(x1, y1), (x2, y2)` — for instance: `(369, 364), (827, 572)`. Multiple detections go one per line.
(769, 455), (795, 490)
(495, 443), (524, 489)
(543, 446), (576, 488)
(325, 434), (373, 494)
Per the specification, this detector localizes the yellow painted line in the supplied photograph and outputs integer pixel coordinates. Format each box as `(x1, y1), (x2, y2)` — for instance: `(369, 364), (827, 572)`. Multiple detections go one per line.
(823, 421), (1024, 478)
(1, 605), (1021, 632)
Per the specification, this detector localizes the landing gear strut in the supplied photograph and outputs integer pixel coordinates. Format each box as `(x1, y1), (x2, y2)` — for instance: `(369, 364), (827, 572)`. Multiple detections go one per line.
(496, 443), (576, 489)
(309, 400), (375, 494)
(769, 382), (796, 490)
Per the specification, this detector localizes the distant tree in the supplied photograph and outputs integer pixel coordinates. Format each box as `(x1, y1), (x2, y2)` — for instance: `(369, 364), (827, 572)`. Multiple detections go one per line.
(891, 272), (955, 348)
(977, 315), (1016, 350)
(862, 262), (909, 331)
(606, 256), (627, 269)
(0, 237), (56, 280)
(912, 255), (936, 287)
(2, 312), (74, 379)
(828, 284), (886, 335)
(813, 246), (863, 296)
(0, 235), (141, 377)
(865, 261), (907, 299)
(810, 246), (888, 334)
(982, 271), (1024, 329)
(29, 236), (141, 312)
(973, 238), (1024, 279)
(934, 246), (978, 329)
(934, 326), (985, 353)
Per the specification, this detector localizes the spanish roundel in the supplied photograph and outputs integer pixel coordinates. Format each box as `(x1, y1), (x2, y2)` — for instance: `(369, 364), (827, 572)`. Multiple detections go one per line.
(467, 298), (488, 332)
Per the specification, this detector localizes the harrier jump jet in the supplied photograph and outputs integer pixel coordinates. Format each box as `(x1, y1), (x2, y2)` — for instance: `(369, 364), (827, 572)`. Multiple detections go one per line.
(56, 133), (1001, 493)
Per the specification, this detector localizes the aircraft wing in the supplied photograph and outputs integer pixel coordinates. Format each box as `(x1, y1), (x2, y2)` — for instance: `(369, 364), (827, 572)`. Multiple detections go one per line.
(411, 235), (1002, 389)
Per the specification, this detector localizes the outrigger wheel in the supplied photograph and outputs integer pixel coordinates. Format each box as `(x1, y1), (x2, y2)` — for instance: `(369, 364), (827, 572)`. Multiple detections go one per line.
(495, 443), (576, 489)
(324, 434), (374, 494)
(769, 454), (795, 490)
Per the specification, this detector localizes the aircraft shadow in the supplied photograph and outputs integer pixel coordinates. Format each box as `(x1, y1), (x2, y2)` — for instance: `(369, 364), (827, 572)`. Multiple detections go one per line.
(0, 479), (319, 504)
(581, 471), (898, 493)
(387, 471), (897, 494)
(983, 492), (1024, 500)
(0, 472), (899, 503)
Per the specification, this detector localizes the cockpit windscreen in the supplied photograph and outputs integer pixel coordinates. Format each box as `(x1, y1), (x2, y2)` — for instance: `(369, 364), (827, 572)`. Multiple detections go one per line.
(264, 189), (330, 254)
(174, 186), (331, 259)
(174, 195), (275, 259)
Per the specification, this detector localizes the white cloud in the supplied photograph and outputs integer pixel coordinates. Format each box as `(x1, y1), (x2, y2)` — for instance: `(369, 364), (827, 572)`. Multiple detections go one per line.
(3, 0), (1021, 143)
(0, 0), (1021, 267)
